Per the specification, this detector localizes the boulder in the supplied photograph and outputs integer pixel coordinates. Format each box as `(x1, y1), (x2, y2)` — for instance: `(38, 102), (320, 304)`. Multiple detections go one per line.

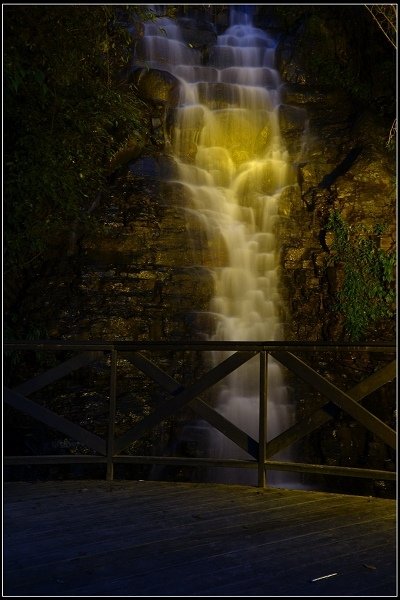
(130, 67), (180, 108)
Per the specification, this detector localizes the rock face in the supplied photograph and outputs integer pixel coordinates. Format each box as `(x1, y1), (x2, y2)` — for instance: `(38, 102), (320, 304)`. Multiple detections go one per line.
(13, 8), (395, 348)
(265, 6), (396, 496)
(33, 171), (213, 343)
(271, 9), (396, 344)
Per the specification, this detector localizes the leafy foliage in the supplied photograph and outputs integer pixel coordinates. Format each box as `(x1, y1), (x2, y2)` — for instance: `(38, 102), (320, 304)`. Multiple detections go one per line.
(325, 210), (396, 340)
(3, 5), (151, 275)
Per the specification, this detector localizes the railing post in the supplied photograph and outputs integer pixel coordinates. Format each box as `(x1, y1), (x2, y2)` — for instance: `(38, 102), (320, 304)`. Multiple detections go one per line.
(258, 351), (268, 488)
(106, 348), (118, 482)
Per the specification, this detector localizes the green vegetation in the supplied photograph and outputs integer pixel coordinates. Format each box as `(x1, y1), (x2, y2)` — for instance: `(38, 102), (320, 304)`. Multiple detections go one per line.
(325, 210), (396, 340)
(4, 5), (152, 276)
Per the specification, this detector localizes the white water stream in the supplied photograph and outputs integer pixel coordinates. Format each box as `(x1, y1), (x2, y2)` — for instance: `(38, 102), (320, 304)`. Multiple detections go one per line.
(136, 6), (300, 486)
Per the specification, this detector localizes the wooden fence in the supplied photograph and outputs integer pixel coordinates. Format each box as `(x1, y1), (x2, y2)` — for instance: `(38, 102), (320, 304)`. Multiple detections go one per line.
(3, 340), (396, 488)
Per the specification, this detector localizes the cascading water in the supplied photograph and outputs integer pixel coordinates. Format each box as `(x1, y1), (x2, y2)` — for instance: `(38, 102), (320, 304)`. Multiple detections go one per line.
(135, 6), (300, 487)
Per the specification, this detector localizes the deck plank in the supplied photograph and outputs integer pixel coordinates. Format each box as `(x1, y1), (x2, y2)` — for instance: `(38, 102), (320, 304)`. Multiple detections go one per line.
(4, 480), (397, 596)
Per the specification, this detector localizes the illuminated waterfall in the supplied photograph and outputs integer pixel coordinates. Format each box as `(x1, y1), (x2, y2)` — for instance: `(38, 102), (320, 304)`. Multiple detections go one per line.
(136, 7), (299, 486)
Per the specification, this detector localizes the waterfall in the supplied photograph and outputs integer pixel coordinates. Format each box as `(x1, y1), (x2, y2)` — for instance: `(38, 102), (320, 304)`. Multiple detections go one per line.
(135, 7), (300, 487)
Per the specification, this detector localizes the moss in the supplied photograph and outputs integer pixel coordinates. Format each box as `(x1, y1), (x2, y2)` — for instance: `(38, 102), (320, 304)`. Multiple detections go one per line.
(325, 210), (396, 340)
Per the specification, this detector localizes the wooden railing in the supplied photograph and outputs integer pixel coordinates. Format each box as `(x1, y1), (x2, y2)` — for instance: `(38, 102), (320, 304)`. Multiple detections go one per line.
(3, 340), (396, 488)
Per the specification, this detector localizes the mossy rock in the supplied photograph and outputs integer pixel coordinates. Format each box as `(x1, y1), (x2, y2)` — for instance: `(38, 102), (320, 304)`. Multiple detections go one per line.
(130, 67), (180, 107)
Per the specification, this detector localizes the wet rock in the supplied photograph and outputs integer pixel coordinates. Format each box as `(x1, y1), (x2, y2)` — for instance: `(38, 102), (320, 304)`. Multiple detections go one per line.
(130, 67), (180, 108)
(109, 133), (145, 175)
(177, 16), (217, 52)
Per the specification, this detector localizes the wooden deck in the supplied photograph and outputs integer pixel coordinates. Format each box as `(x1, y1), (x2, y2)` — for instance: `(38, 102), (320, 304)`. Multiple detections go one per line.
(3, 480), (397, 597)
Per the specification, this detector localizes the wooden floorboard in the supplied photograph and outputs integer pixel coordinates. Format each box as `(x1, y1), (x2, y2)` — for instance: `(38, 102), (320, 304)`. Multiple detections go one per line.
(3, 480), (397, 597)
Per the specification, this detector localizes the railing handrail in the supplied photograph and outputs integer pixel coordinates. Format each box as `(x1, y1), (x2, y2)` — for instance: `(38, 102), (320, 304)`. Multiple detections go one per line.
(4, 339), (397, 352)
(3, 340), (397, 489)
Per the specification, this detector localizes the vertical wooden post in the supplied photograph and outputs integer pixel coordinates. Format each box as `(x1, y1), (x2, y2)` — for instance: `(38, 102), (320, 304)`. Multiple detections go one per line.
(258, 351), (268, 488)
(106, 348), (117, 482)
